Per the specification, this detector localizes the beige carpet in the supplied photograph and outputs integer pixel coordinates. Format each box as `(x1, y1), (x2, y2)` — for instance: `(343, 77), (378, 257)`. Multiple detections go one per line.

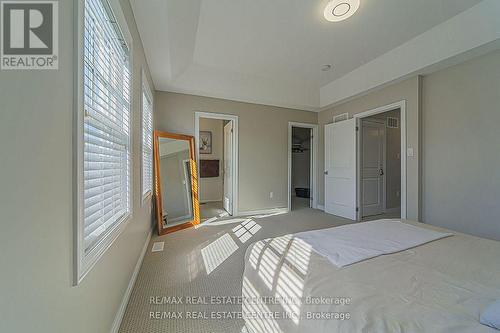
(291, 196), (310, 210)
(118, 205), (352, 333)
(200, 201), (228, 221)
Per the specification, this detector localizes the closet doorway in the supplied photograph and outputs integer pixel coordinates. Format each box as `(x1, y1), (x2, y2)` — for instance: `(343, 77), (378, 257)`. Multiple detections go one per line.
(287, 122), (318, 211)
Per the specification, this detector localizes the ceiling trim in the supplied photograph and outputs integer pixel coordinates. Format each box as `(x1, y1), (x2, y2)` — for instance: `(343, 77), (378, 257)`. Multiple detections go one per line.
(158, 84), (318, 112)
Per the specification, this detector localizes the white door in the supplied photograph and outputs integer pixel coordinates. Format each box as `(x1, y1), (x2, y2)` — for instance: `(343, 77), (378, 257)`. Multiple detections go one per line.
(324, 119), (357, 220)
(223, 122), (233, 215)
(361, 120), (385, 217)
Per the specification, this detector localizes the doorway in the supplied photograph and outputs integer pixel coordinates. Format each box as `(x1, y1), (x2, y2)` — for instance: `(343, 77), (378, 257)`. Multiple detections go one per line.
(291, 127), (312, 210)
(195, 112), (239, 221)
(223, 121), (233, 214)
(360, 109), (401, 220)
(323, 101), (407, 221)
(288, 122), (318, 211)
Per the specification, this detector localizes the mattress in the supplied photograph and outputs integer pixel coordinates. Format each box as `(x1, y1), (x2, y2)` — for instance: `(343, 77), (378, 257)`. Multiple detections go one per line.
(242, 220), (500, 333)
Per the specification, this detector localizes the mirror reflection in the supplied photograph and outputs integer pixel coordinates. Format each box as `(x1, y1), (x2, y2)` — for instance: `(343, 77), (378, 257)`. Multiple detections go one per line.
(158, 137), (194, 227)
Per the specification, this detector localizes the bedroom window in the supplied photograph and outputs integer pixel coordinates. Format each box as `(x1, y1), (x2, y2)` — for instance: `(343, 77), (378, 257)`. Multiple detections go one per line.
(141, 75), (153, 199)
(77, 0), (131, 282)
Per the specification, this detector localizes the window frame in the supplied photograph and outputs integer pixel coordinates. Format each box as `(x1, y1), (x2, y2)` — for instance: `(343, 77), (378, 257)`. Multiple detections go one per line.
(74, 0), (134, 285)
(141, 70), (154, 202)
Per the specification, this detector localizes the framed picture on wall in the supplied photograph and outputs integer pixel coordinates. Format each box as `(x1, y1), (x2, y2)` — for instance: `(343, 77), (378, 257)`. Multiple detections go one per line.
(199, 131), (212, 154)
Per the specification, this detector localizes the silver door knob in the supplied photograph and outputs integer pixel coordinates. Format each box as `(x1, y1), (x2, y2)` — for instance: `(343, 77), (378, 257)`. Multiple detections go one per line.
(324, 170), (328, 175)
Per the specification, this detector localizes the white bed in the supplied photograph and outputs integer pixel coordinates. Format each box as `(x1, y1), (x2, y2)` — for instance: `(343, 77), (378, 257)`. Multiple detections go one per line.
(242, 220), (500, 333)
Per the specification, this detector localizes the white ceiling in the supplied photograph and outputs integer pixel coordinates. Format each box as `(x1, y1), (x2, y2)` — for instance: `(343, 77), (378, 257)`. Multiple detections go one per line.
(131, 0), (487, 111)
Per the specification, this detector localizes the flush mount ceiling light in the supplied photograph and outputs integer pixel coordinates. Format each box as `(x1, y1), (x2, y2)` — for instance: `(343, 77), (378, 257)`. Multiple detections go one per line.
(324, 0), (360, 22)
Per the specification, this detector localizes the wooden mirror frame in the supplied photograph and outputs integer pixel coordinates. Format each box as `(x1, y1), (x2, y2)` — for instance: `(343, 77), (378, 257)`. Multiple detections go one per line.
(153, 130), (200, 235)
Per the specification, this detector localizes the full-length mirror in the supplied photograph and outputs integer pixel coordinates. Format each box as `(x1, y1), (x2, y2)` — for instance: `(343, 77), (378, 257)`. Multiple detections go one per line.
(154, 131), (199, 235)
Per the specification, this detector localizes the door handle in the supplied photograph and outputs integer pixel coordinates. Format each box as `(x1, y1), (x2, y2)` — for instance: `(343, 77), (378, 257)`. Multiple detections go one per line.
(379, 168), (384, 176)
(324, 170), (328, 175)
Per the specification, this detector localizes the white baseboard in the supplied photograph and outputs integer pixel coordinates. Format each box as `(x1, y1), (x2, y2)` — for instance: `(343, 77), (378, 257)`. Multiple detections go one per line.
(238, 207), (289, 216)
(110, 227), (153, 333)
(316, 204), (325, 211)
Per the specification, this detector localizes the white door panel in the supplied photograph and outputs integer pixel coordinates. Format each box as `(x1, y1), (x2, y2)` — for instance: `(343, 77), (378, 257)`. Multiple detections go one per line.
(324, 119), (357, 220)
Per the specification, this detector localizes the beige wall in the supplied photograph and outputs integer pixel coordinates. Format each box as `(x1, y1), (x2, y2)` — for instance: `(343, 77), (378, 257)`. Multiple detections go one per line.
(318, 77), (421, 220)
(0, 1), (155, 332)
(155, 92), (317, 212)
(199, 118), (224, 202)
(421, 49), (500, 240)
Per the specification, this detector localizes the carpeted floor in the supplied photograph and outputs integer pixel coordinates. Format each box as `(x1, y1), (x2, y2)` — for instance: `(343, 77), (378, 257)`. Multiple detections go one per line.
(118, 205), (353, 333)
(291, 196), (310, 210)
(200, 201), (228, 221)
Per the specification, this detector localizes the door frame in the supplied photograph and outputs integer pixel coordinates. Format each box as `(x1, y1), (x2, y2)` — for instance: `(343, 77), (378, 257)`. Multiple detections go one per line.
(353, 100), (407, 221)
(222, 121), (233, 215)
(195, 112), (239, 216)
(288, 122), (319, 211)
(360, 119), (387, 216)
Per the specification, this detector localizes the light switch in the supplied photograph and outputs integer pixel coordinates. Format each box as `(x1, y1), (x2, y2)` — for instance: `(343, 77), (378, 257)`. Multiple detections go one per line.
(407, 147), (414, 157)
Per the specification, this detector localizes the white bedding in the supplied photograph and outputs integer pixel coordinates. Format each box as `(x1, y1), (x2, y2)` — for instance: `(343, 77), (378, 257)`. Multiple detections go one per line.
(242, 220), (500, 333)
(295, 219), (453, 267)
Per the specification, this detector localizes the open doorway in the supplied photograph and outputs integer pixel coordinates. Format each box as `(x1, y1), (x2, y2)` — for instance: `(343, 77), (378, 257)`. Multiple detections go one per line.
(291, 127), (312, 210)
(359, 109), (401, 220)
(195, 112), (239, 221)
(324, 101), (406, 221)
(288, 122), (318, 211)
(354, 101), (407, 221)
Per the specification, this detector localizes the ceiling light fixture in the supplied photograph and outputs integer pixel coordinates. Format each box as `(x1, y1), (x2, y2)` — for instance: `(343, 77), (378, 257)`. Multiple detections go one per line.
(324, 0), (360, 22)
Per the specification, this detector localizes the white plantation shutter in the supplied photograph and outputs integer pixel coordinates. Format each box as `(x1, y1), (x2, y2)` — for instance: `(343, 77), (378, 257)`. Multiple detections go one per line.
(83, 0), (131, 253)
(142, 87), (153, 196)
